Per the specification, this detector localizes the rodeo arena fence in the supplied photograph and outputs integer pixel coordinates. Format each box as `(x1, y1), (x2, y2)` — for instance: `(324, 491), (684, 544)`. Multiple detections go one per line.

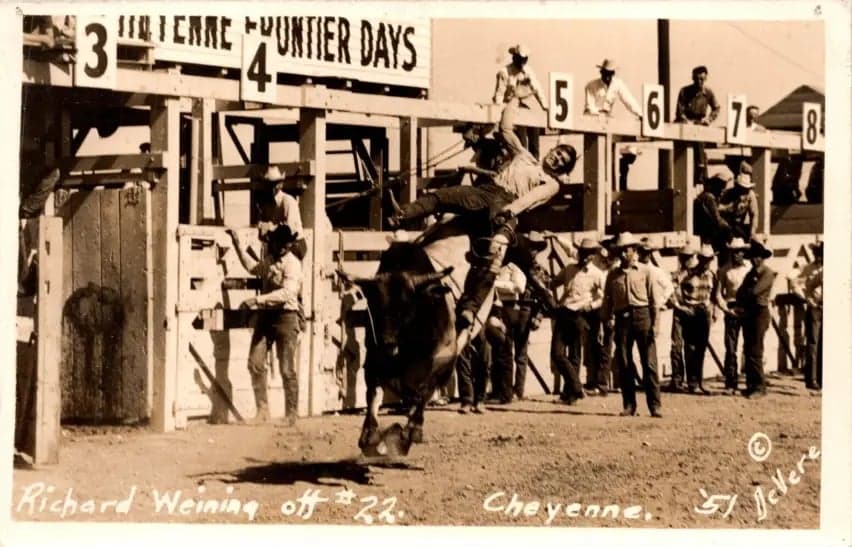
(16, 14), (823, 464)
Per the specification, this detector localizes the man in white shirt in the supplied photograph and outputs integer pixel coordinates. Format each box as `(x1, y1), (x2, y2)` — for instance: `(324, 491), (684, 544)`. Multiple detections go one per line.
(493, 44), (547, 158)
(258, 165), (308, 261)
(227, 224), (303, 425)
(584, 59), (643, 119)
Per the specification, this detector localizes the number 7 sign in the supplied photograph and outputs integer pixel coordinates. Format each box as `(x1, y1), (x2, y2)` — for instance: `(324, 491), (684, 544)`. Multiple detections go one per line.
(727, 94), (747, 145)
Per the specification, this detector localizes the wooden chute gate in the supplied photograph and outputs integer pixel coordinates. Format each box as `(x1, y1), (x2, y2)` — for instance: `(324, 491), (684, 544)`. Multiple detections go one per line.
(17, 23), (823, 465)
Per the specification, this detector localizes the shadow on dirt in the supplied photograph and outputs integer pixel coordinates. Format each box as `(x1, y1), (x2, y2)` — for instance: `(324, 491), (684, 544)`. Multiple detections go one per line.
(191, 457), (424, 487)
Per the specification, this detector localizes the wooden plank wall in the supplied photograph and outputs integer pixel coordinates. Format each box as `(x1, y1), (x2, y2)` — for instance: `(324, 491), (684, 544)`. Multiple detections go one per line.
(58, 187), (149, 423)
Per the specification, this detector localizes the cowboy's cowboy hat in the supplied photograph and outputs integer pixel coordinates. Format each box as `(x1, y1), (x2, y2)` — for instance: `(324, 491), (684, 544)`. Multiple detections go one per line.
(263, 165), (287, 182)
(678, 241), (699, 256)
(748, 237), (773, 259)
(727, 237), (750, 250)
(613, 232), (640, 248)
(508, 44), (530, 58)
(639, 235), (662, 252)
(697, 244), (716, 260)
(575, 237), (601, 252)
(523, 231), (548, 251)
(620, 145), (642, 157)
(809, 240), (824, 253)
(596, 59), (617, 72)
(735, 161), (754, 189)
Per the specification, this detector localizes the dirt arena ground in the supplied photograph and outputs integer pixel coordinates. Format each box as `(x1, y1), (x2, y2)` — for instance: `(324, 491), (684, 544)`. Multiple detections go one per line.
(12, 373), (820, 528)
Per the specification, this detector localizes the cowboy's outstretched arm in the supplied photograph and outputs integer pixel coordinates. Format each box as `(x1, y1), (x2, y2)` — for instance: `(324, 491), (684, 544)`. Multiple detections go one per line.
(502, 178), (559, 217)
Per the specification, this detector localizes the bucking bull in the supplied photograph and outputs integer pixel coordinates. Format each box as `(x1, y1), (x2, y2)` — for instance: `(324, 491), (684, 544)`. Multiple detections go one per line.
(337, 223), (496, 457)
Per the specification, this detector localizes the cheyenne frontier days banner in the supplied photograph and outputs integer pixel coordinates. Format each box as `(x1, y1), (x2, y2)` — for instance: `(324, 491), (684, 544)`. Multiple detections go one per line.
(116, 14), (431, 89)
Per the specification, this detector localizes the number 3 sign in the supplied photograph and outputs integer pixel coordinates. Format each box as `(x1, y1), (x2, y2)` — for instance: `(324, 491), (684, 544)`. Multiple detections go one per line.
(75, 16), (116, 89)
(241, 35), (279, 103)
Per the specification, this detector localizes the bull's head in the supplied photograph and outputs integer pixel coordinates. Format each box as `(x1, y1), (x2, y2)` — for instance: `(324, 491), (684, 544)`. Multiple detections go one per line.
(338, 267), (454, 359)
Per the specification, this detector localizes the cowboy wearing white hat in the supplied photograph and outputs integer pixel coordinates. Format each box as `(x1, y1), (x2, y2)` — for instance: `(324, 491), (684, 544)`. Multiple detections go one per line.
(258, 165), (309, 261)
(601, 231), (665, 417)
(795, 239), (823, 390)
(584, 58), (642, 119)
(733, 235), (776, 398)
(714, 237), (753, 395)
(673, 244), (717, 395)
(493, 43), (547, 159)
(663, 241), (701, 393)
(719, 161), (759, 240)
(550, 236), (607, 401)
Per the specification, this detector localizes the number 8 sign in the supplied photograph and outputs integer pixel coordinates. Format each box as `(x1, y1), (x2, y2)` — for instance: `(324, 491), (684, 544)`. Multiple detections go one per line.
(801, 102), (824, 151)
(74, 16), (116, 89)
(642, 84), (664, 137)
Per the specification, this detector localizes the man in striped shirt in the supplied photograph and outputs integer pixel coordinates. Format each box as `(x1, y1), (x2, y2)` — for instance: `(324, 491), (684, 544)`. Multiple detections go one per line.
(673, 245), (717, 394)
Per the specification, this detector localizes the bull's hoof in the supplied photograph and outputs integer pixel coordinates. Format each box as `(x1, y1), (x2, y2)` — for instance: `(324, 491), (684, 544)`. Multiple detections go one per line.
(408, 424), (424, 444)
(361, 423), (412, 457)
(358, 428), (380, 451)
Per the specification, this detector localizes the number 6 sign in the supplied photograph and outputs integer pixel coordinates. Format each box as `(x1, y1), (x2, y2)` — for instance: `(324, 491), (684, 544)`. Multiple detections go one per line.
(642, 84), (664, 137)
(548, 72), (573, 130)
(75, 16), (116, 89)
(241, 34), (279, 103)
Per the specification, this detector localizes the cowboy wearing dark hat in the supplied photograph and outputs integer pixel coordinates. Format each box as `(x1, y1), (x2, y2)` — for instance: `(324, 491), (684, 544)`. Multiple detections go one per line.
(694, 169), (733, 255)
(601, 233), (665, 417)
(714, 237), (752, 394)
(549, 237), (607, 402)
(794, 240), (823, 390)
(674, 244), (717, 394)
(226, 223), (304, 425)
(733, 236), (776, 398)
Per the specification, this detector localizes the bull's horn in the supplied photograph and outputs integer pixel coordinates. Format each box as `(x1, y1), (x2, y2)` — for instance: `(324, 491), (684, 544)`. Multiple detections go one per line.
(408, 267), (454, 288)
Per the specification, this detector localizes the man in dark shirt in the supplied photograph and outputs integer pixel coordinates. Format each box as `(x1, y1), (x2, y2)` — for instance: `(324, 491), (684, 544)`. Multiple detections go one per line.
(675, 66), (721, 186)
(733, 237), (776, 398)
(675, 66), (721, 124)
(693, 170), (733, 255)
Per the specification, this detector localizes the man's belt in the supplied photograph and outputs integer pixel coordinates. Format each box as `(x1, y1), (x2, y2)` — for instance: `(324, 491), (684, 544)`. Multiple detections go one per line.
(500, 299), (535, 308)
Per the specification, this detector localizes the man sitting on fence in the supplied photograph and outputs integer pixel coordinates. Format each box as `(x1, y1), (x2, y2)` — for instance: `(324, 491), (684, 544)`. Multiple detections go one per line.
(226, 224), (303, 425)
(387, 104), (576, 331)
(258, 165), (309, 261)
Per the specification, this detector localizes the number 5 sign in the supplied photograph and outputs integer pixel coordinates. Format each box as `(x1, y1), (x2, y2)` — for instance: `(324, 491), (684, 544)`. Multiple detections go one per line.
(548, 72), (573, 130)
(801, 102), (824, 151)
(726, 94), (747, 145)
(642, 84), (664, 137)
(241, 35), (279, 103)
(75, 16), (116, 89)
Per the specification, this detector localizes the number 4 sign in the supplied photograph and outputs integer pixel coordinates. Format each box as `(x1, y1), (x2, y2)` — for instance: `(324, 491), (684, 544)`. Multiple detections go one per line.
(548, 72), (573, 130)
(241, 34), (279, 104)
(74, 16), (117, 89)
(642, 84), (664, 137)
(726, 94), (747, 145)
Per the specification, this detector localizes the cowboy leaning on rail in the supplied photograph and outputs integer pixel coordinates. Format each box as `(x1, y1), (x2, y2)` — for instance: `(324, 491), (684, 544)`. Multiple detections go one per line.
(388, 103), (576, 331)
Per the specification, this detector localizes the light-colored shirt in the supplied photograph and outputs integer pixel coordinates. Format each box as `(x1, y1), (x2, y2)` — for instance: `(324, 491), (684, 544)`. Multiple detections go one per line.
(602, 262), (664, 317)
(268, 192), (304, 239)
(493, 64), (544, 106)
(252, 252), (302, 311)
(494, 262), (527, 302)
(716, 262), (751, 302)
(584, 77), (642, 117)
(554, 262), (606, 311)
(646, 262), (675, 307)
(794, 261), (823, 308)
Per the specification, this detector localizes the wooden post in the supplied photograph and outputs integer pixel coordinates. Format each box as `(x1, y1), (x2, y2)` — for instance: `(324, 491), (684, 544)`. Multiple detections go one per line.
(399, 116), (418, 205)
(32, 217), (63, 464)
(150, 97), (181, 432)
(582, 134), (606, 234)
(751, 147), (772, 236)
(250, 121), (269, 226)
(672, 142), (694, 234)
(299, 108), (330, 416)
(368, 130), (386, 230)
(188, 100), (201, 225)
(197, 98), (216, 223)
